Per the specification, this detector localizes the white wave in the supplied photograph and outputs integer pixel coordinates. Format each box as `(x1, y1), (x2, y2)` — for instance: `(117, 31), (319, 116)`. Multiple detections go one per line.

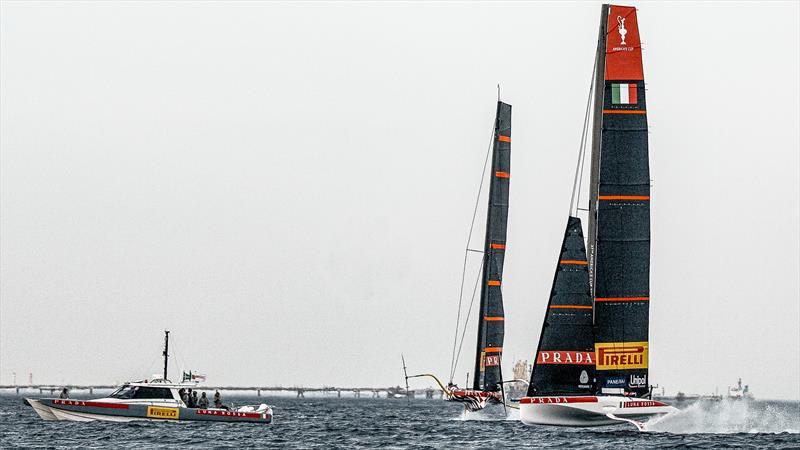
(449, 406), (515, 421)
(643, 399), (800, 434)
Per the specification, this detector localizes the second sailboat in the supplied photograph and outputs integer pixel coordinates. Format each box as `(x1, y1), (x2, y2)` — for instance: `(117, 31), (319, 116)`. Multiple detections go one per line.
(407, 100), (511, 412)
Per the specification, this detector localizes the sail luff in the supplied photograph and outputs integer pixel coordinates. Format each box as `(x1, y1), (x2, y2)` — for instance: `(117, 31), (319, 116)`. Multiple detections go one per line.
(472, 101), (511, 392)
(587, 3), (609, 301)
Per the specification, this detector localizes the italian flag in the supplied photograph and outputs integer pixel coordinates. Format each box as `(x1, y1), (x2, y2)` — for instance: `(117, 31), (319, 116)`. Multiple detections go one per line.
(611, 83), (637, 104)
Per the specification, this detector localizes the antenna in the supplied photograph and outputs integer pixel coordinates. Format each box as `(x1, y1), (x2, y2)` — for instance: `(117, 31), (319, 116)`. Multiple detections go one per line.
(401, 354), (410, 405)
(162, 330), (170, 381)
(497, 84), (501, 101)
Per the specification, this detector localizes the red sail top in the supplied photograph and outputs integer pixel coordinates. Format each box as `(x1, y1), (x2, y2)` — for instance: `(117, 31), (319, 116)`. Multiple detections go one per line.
(605, 5), (643, 80)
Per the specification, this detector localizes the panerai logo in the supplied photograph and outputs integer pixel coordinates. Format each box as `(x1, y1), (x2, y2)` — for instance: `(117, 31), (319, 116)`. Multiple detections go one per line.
(629, 374), (647, 387)
(617, 16), (627, 45)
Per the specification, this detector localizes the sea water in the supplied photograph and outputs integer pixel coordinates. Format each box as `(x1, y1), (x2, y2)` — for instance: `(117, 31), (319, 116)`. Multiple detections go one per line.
(1, 394), (798, 448)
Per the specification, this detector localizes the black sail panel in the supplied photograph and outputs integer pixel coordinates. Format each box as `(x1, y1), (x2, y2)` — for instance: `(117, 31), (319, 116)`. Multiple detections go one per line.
(527, 217), (595, 396)
(590, 4), (651, 397)
(473, 101), (511, 392)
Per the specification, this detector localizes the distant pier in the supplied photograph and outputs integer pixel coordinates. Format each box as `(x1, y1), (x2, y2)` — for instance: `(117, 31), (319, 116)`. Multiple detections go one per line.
(0, 384), (443, 399)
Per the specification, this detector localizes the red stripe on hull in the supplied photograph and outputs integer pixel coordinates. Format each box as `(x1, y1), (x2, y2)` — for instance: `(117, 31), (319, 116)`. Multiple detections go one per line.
(520, 396), (599, 404)
(621, 400), (667, 408)
(197, 409), (265, 419)
(51, 399), (129, 409)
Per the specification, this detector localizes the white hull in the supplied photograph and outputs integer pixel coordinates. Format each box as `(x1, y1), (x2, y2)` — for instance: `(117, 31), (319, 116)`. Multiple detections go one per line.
(50, 407), (145, 422)
(519, 396), (677, 427)
(28, 399), (58, 421)
(27, 399), (147, 422)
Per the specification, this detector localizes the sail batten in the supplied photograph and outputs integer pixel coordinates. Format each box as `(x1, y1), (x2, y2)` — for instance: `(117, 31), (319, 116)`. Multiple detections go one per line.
(473, 101), (511, 393)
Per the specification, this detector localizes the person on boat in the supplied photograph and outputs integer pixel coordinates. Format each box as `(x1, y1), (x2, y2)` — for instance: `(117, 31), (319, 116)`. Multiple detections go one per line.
(59, 388), (69, 399)
(198, 392), (209, 409)
(180, 388), (189, 406)
(191, 391), (199, 408)
(187, 388), (195, 407)
(213, 390), (228, 410)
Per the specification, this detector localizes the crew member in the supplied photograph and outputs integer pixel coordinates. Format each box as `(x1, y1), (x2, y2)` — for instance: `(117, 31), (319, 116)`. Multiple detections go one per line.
(198, 392), (209, 408)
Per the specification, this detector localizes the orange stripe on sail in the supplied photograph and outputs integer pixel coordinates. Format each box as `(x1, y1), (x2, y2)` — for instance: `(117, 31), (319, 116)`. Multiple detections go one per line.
(487, 280), (501, 286)
(484, 347), (502, 352)
(483, 316), (505, 321)
(595, 297), (650, 302)
(598, 195), (650, 200)
(560, 260), (588, 265)
(550, 305), (592, 309)
(495, 171), (510, 178)
(603, 109), (647, 114)
(498, 135), (511, 142)
(490, 243), (506, 250)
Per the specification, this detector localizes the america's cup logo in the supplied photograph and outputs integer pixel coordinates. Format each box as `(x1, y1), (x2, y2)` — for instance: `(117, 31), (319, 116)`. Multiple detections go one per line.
(617, 16), (627, 45)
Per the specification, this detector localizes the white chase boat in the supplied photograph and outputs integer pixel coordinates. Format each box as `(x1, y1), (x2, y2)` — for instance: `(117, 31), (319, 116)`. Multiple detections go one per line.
(27, 331), (273, 423)
(520, 4), (676, 428)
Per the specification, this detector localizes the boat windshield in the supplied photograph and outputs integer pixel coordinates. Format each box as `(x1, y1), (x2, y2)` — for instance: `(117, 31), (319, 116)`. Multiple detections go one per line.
(110, 385), (135, 399)
(109, 385), (174, 400)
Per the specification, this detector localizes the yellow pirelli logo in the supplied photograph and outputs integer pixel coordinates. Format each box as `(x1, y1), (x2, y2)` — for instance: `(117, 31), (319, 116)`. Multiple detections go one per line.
(595, 341), (648, 370)
(147, 406), (180, 420)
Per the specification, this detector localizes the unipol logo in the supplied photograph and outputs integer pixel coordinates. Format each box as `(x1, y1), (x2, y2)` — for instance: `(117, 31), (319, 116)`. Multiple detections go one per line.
(485, 355), (500, 367)
(629, 374), (647, 387)
(617, 16), (627, 45)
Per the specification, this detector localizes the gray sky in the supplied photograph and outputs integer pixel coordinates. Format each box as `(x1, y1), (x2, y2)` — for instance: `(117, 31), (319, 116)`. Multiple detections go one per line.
(1, 1), (798, 400)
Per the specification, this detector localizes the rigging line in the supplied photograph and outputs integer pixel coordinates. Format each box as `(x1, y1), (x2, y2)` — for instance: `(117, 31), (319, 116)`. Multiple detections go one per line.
(569, 52), (598, 217)
(575, 58), (596, 215)
(450, 256), (485, 383)
(448, 120), (497, 384)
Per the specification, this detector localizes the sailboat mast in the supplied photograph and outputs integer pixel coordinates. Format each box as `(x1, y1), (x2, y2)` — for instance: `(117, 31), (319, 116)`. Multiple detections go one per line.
(586, 4), (609, 299)
(472, 101), (511, 391)
(162, 330), (170, 381)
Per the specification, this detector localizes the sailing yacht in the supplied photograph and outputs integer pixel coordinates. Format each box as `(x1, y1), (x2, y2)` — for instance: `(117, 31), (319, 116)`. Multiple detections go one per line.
(519, 4), (677, 428)
(406, 100), (512, 412)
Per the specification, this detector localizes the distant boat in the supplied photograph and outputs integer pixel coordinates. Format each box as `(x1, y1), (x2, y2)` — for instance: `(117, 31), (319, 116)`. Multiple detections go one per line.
(519, 4), (677, 428)
(26, 331), (273, 423)
(406, 99), (512, 412)
(728, 378), (754, 400)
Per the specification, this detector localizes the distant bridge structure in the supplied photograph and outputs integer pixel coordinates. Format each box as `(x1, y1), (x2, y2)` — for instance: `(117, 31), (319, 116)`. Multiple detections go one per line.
(0, 384), (444, 399)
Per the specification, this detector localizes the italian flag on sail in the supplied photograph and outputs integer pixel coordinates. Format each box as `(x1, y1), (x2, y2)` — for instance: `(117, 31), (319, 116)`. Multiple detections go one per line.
(611, 83), (638, 104)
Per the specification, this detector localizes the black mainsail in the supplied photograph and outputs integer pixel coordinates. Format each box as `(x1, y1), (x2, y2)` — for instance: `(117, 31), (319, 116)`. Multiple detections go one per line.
(473, 101), (512, 393)
(587, 4), (651, 397)
(527, 4), (651, 399)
